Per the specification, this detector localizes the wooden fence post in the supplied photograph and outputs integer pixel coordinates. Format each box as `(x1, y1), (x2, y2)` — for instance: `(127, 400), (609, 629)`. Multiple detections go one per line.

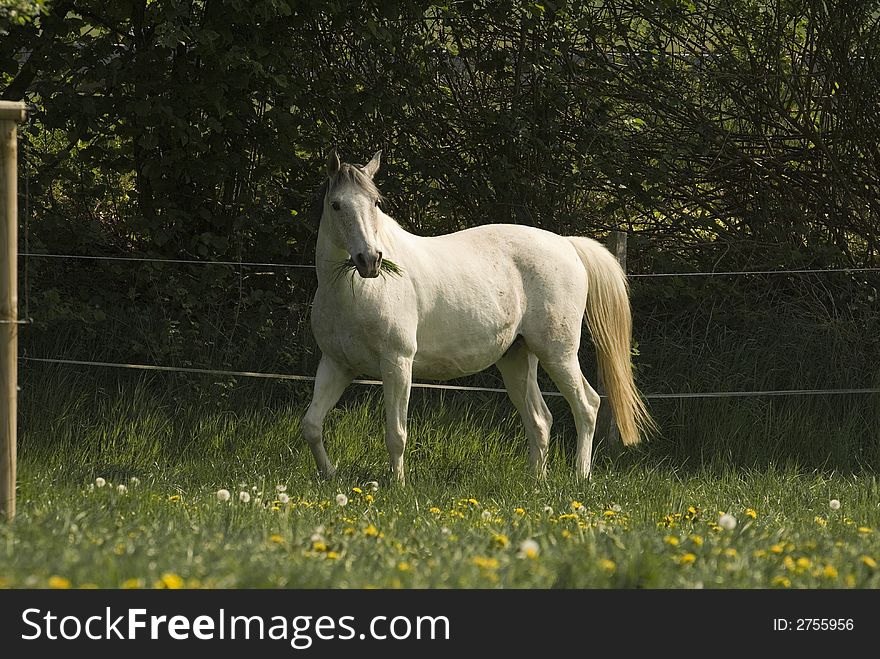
(596, 230), (626, 448)
(0, 101), (26, 522)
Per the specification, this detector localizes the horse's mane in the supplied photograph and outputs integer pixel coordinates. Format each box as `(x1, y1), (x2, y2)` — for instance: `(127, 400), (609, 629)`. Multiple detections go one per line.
(309, 162), (386, 224)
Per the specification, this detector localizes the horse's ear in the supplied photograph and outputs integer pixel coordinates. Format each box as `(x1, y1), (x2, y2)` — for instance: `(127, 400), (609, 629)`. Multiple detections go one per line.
(326, 148), (340, 178)
(362, 150), (381, 179)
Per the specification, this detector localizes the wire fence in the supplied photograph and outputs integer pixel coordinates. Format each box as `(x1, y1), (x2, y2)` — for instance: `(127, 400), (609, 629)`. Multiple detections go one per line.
(17, 249), (880, 401)
(20, 357), (880, 400)
(18, 252), (880, 278)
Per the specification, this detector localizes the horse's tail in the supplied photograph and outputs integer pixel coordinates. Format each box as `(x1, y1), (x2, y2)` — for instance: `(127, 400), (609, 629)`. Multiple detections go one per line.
(566, 236), (655, 446)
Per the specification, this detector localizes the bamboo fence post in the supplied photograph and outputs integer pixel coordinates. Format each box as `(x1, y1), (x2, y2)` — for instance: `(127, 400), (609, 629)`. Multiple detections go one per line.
(0, 101), (26, 522)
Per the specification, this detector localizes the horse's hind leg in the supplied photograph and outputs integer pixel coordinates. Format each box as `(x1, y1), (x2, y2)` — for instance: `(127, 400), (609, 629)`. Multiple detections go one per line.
(496, 341), (553, 478)
(302, 356), (353, 479)
(538, 354), (601, 480)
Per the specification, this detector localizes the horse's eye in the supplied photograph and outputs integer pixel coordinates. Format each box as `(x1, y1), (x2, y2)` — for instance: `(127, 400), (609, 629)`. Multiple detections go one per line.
(331, 201), (340, 211)
(375, 199), (380, 207)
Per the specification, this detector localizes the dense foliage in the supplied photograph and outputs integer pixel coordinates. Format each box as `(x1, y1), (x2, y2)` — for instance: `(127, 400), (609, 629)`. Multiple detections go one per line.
(2, 1), (878, 394)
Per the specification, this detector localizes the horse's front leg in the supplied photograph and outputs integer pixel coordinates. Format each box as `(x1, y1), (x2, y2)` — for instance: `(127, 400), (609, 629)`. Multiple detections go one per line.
(381, 355), (413, 484)
(302, 356), (353, 479)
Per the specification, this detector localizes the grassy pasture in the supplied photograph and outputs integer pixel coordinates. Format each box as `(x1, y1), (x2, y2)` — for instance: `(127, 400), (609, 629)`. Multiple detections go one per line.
(1, 365), (878, 589)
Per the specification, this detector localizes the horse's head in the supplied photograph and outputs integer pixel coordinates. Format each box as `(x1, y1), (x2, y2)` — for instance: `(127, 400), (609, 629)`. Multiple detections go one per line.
(321, 148), (385, 278)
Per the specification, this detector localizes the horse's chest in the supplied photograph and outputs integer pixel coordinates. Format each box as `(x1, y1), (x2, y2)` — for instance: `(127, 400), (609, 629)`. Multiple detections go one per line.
(310, 286), (410, 374)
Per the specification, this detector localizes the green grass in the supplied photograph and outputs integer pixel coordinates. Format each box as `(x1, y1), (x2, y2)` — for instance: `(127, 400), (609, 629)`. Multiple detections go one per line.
(1, 366), (879, 589)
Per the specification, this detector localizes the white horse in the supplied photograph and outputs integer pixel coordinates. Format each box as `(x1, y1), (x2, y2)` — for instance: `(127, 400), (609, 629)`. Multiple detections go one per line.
(303, 149), (653, 484)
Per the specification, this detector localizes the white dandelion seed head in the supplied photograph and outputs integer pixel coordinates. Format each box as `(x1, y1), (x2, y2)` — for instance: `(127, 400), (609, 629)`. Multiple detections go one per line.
(95, 477), (106, 488)
(335, 493), (349, 507)
(830, 499), (841, 510)
(251, 485), (258, 491)
(116, 484), (127, 495)
(440, 526), (452, 536)
(611, 503), (622, 513)
(216, 489), (231, 502)
(481, 510), (492, 521)
(367, 481), (380, 492)
(129, 477), (140, 486)
(543, 506), (554, 515)
(310, 532), (325, 543)
(278, 493), (290, 504)
(518, 538), (540, 558)
(254, 497), (262, 506)
(239, 491), (251, 503)
(275, 484), (287, 493)
(719, 513), (737, 531)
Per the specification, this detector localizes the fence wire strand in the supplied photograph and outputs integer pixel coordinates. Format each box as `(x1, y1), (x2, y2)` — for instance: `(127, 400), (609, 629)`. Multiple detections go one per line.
(21, 357), (880, 400)
(18, 252), (880, 277)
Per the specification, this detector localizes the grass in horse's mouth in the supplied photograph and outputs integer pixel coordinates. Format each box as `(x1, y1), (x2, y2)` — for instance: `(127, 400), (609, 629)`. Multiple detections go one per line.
(332, 257), (404, 288)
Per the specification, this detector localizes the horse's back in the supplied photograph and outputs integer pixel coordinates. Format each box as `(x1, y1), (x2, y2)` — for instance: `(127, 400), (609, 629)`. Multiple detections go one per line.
(405, 224), (589, 376)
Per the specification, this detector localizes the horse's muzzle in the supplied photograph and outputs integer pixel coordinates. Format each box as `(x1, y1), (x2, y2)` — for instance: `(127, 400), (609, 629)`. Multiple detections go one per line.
(354, 250), (383, 278)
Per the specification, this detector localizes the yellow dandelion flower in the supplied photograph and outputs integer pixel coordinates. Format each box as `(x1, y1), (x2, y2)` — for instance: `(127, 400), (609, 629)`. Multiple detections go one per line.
(121, 578), (142, 589)
(471, 556), (499, 570)
(352, 487), (362, 494)
(159, 573), (184, 589)
(312, 540), (328, 552)
(723, 548), (738, 558)
(571, 500), (583, 510)
(860, 556), (877, 569)
(269, 534), (284, 544)
(857, 526), (872, 534)
(365, 494), (374, 504)
(677, 553), (697, 565)
(598, 559), (616, 572)
(663, 535), (680, 546)
(745, 508), (757, 519)
(561, 529), (572, 538)
(689, 534), (704, 547)
(753, 549), (768, 558)
(363, 524), (379, 537)
(771, 576), (791, 588)
(659, 513), (680, 528)
(397, 562), (411, 571)
(514, 507), (526, 516)
(796, 557), (811, 570)
(48, 576), (71, 589)
(823, 565), (838, 578)
(603, 510), (617, 518)
(326, 551), (340, 560)
(770, 543), (784, 554)
(467, 498), (479, 506)
(168, 495), (181, 502)
(429, 507), (441, 514)
(783, 556), (796, 571)
(492, 533), (509, 548)
(815, 516), (827, 527)
(558, 513), (579, 520)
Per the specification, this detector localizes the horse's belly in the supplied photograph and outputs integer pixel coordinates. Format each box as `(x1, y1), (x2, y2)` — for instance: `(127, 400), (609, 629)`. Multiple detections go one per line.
(412, 326), (518, 380)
